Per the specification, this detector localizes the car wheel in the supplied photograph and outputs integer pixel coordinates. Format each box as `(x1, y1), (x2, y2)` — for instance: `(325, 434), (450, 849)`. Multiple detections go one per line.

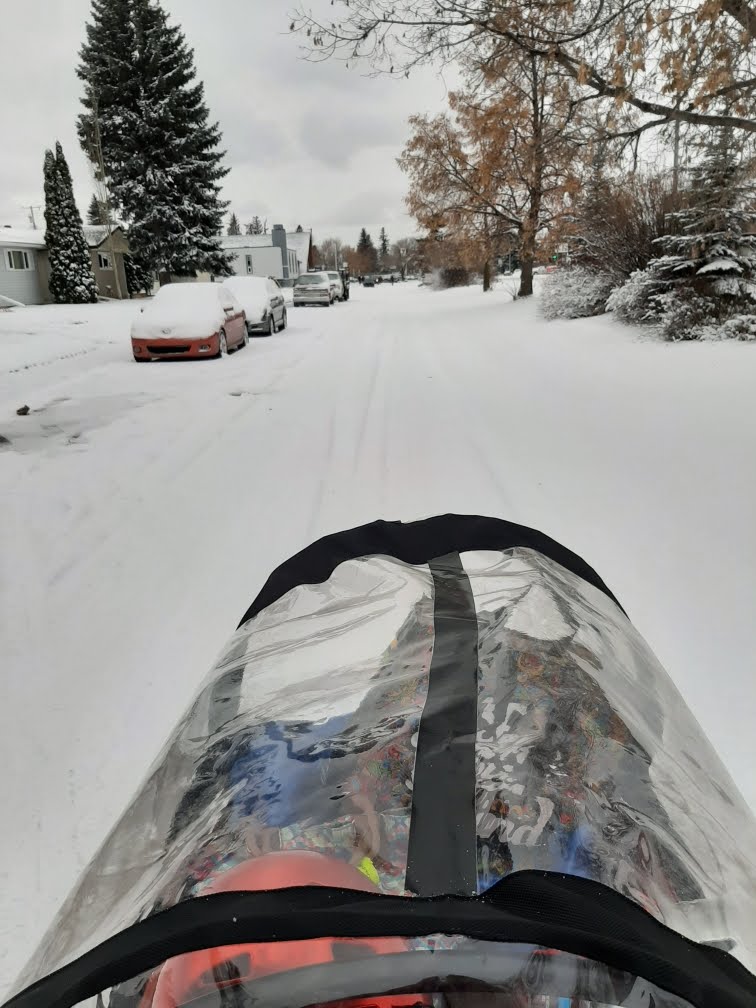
(280, 309), (288, 330)
(218, 329), (228, 358)
(267, 314), (276, 336)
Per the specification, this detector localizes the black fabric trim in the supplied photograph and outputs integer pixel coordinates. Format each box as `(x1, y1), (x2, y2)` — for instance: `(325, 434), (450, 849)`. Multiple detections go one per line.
(237, 515), (626, 628)
(406, 555), (479, 897)
(6, 873), (754, 1008)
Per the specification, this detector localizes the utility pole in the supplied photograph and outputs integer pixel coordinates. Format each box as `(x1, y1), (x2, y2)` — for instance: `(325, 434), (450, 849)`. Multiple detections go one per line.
(26, 206), (42, 230)
(86, 84), (124, 299)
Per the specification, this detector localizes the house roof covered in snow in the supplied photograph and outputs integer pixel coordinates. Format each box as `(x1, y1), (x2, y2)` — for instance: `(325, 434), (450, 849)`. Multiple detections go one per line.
(0, 228), (46, 249)
(82, 225), (127, 249)
(286, 229), (312, 269)
(220, 234), (274, 250)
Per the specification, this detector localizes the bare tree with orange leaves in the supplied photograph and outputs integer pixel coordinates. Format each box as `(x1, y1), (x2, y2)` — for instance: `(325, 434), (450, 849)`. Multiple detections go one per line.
(399, 49), (588, 296)
(292, 0), (756, 137)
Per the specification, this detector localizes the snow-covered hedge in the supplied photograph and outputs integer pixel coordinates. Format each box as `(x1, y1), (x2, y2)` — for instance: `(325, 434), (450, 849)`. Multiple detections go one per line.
(655, 290), (718, 341)
(700, 313), (756, 341)
(540, 267), (615, 319)
(606, 269), (663, 324)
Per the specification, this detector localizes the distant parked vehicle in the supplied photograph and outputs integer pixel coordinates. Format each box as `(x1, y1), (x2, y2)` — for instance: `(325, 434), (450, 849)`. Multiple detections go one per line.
(327, 271), (344, 301)
(363, 275), (376, 288)
(219, 276), (287, 336)
(293, 272), (333, 306)
(131, 283), (247, 362)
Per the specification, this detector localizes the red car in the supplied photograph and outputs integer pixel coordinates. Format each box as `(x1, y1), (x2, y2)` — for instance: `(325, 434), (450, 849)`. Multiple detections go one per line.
(131, 282), (247, 361)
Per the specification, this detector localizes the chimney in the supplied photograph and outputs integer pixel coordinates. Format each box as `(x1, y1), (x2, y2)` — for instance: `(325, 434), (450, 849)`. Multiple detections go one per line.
(271, 224), (289, 280)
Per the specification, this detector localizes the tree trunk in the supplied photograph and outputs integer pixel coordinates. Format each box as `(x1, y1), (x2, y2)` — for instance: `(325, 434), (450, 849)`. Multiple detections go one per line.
(519, 255), (534, 297)
(518, 192), (542, 298)
(483, 259), (492, 292)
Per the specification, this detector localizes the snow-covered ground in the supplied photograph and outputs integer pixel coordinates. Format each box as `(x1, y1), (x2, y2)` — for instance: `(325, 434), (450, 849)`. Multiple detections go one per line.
(1, 281), (755, 994)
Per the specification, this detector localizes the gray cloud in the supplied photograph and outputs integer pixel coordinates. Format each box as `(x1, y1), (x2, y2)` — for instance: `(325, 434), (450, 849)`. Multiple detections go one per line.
(0, 0), (447, 243)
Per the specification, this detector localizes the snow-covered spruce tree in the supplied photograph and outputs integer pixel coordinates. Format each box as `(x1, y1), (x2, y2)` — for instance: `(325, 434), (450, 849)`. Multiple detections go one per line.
(379, 227), (390, 263)
(228, 212), (241, 236)
(78, 0), (231, 280)
(357, 228), (378, 272)
(627, 128), (756, 339)
(78, 0), (136, 195)
(44, 144), (99, 304)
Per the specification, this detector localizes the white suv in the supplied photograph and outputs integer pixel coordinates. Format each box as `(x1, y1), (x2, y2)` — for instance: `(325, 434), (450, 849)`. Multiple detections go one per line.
(327, 272), (344, 301)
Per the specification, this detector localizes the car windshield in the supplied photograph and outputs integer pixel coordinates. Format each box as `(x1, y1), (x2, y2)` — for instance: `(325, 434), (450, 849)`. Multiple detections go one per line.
(297, 275), (326, 285)
(328, 272), (340, 280)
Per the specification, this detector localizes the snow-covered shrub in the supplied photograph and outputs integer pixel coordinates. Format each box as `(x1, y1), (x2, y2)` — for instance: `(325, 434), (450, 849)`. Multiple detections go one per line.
(655, 289), (719, 341)
(700, 313), (756, 341)
(540, 266), (615, 319)
(569, 165), (669, 282)
(606, 268), (664, 324)
(439, 267), (470, 288)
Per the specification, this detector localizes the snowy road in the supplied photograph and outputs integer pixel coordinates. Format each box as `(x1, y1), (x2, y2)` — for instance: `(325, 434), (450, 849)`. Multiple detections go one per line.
(2, 281), (755, 992)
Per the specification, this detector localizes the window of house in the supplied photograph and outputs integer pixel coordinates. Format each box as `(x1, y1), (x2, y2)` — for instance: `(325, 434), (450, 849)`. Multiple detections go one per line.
(6, 249), (33, 270)
(246, 255), (254, 274)
(98, 253), (113, 270)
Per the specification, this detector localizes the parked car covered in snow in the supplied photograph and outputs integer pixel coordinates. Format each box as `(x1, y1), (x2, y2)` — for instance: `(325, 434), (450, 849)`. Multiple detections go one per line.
(219, 276), (287, 336)
(326, 271), (344, 301)
(293, 272), (333, 307)
(131, 283), (247, 362)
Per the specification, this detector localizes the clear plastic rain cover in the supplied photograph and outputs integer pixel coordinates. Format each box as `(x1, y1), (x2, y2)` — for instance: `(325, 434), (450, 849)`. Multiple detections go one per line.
(12, 544), (756, 1007)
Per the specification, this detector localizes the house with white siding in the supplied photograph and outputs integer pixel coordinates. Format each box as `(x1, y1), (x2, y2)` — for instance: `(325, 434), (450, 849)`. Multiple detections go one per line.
(286, 227), (314, 276)
(217, 225), (314, 286)
(220, 232), (298, 281)
(0, 228), (47, 306)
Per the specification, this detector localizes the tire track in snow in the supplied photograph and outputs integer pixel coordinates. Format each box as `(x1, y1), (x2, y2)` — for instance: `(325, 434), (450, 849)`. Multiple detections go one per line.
(421, 335), (520, 518)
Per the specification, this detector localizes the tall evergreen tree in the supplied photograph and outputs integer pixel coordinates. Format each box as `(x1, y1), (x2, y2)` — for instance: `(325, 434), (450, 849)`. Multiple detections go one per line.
(246, 215), (265, 235)
(87, 193), (108, 226)
(228, 212), (241, 236)
(78, 0), (231, 279)
(44, 144), (99, 304)
(379, 226), (390, 261)
(637, 127), (756, 338)
(357, 228), (378, 272)
(78, 0), (135, 175)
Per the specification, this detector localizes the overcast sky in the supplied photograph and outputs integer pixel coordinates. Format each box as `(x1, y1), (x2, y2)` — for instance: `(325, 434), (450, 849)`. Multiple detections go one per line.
(0, 0), (451, 245)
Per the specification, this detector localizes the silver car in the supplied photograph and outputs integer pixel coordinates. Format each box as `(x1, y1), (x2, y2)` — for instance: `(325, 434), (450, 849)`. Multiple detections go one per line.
(293, 272), (333, 307)
(220, 276), (287, 336)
